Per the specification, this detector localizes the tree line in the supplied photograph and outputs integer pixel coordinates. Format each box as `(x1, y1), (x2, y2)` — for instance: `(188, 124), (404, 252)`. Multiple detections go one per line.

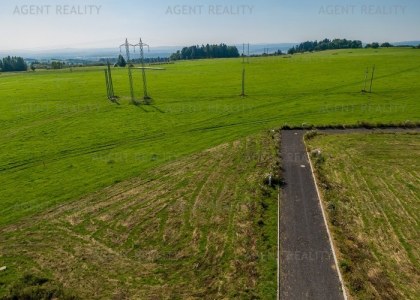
(170, 44), (240, 60)
(288, 39), (363, 54)
(365, 42), (395, 49)
(286, 39), (420, 54)
(0, 56), (27, 72)
(51, 61), (66, 69)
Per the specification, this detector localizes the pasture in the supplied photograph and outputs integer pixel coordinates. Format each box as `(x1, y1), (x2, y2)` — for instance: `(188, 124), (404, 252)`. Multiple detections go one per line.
(0, 48), (418, 226)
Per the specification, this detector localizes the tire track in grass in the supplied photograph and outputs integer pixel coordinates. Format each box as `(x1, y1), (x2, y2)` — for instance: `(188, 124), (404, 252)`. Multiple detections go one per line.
(201, 144), (244, 288)
(389, 171), (420, 224)
(355, 161), (415, 266)
(192, 154), (231, 256)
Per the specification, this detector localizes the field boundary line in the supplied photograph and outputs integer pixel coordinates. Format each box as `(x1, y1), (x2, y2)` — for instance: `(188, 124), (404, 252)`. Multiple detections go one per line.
(305, 145), (348, 300)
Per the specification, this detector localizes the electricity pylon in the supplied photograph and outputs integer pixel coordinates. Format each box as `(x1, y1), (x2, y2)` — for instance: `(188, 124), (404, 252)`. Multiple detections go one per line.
(106, 60), (114, 99)
(120, 38), (136, 104)
(363, 67), (369, 92)
(135, 38), (151, 102)
(104, 59), (117, 102)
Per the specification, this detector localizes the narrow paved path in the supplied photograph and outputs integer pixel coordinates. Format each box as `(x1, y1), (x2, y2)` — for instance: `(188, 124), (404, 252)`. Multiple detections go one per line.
(280, 130), (344, 300)
(279, 128), (419, 299)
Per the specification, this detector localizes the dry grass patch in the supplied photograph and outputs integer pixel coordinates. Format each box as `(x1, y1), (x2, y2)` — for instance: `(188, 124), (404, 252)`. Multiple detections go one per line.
(307, 132), (419, 299)
(0, 131), (280, 299)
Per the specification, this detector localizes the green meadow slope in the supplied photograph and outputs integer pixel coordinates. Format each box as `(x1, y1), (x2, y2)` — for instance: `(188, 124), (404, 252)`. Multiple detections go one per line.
(0, 48), (419, 227)
(0, 47), (419, 298)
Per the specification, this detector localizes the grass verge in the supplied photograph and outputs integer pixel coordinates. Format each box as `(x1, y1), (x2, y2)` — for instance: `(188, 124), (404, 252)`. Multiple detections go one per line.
(306, 132), (419, 299)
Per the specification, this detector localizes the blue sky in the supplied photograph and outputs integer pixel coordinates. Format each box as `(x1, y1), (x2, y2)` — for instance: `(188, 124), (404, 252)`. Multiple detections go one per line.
(0, 0), (419, 50)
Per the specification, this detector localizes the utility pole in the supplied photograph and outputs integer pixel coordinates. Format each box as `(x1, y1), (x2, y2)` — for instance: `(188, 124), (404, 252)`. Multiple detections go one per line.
(369, 65), (376, 93)
(241, 67), (246, 97)
(104, 69), (110, 99)
(242, 43), (245, 64)
(241, 43), (246, 97)
(362, 67), (369, 92)
(120, 38), (136, 104)
(107, 60), (114, 99)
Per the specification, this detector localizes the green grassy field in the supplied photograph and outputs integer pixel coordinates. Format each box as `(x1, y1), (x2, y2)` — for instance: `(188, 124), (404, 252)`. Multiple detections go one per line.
(0, 48), (420, 297)
(0, 132), (279, 298)
(1, 48), (419, 227)
(307, 132), (419, 299)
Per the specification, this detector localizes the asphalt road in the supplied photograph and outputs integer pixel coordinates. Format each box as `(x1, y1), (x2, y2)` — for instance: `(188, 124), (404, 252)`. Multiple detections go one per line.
(278, 127), (420, 299)
(279, 130), (344, 300)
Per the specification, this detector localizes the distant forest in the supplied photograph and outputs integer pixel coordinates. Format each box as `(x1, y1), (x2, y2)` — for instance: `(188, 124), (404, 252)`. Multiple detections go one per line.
(286, 39), (420, 54)
(288, 39), (363, 54)
(0, 56), (27, 72)
(170, 44), (240, 60)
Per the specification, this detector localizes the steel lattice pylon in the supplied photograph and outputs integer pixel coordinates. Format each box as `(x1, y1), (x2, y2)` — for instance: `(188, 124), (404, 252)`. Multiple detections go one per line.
(119, 37), (152, 105)
(120, 38), (137, 104)
(104, 59), (118, 103)
(135, 38), (151, 102)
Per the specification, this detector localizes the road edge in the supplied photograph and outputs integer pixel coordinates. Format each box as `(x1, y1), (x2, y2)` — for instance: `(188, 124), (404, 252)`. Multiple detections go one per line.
(277, 186), (280, 300)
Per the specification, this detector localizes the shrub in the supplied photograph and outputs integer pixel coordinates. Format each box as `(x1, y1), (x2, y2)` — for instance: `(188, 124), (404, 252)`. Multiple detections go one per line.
(1, 273), (79, 300)
(304, 130), (318, 140)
